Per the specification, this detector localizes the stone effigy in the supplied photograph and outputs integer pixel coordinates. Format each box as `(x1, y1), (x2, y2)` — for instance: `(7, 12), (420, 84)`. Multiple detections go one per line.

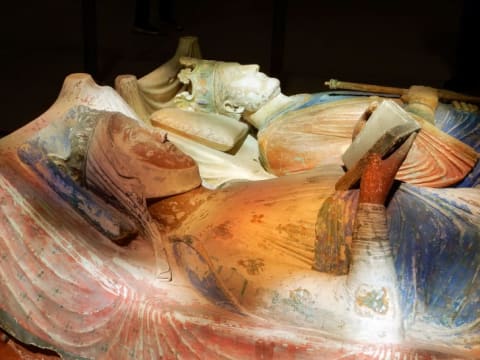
(115, 37), (479, 190)
(0, 41), (479, 359)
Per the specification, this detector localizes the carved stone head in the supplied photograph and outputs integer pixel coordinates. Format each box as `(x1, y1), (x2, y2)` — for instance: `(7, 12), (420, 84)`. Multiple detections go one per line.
(18, 106), (201, 242)
(176, 57), (280, 119)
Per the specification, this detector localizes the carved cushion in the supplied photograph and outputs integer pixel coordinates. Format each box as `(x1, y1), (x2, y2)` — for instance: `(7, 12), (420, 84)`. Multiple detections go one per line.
(151, 108), (249, 152)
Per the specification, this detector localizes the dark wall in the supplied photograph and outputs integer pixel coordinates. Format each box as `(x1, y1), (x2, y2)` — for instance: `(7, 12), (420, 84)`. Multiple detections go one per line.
(1, 0), (476, 135)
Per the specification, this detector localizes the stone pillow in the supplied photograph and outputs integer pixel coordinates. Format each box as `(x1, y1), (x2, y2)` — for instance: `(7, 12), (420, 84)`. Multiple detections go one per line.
(150, 108), (249, 151)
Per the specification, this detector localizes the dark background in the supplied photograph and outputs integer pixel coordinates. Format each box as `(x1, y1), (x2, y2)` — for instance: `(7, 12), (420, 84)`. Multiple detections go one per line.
(0, 0), (478, 135)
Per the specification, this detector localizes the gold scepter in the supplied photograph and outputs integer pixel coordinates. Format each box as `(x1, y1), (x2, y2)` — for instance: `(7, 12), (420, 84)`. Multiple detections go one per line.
(324, 78), (480, 105)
